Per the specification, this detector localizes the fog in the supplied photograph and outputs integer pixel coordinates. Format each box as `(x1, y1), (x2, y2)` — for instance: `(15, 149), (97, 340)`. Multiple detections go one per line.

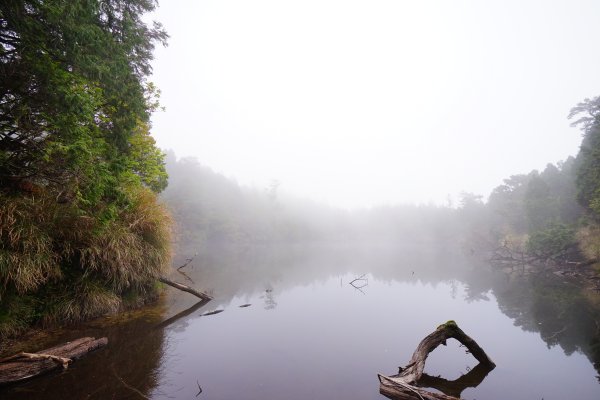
(149, 0), (600, 208)
(5, 3), (600, 400)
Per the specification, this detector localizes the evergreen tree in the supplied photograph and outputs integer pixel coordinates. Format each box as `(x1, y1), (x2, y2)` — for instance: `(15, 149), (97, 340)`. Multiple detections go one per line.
(0, 0), (168, 204)
(569, 96), (600, 216)
(0, 0), (171, 336)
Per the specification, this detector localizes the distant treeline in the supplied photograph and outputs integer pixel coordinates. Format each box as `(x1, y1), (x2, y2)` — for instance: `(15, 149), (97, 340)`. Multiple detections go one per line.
(163, 95), (600, 270)
(162, 151), (464, 253)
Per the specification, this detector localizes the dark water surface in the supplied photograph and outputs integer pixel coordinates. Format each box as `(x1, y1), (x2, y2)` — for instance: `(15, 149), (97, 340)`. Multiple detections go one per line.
(2, 244), (600, 399)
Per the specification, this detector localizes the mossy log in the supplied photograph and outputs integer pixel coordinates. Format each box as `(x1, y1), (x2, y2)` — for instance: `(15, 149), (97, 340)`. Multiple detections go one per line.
(0, 337), (107, 385)
(378, 321), (495, 400)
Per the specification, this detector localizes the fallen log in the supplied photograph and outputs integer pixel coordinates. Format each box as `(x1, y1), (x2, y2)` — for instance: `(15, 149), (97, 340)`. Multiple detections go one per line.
(0, 337), (108, 385)
(158, 276), (212, 300)
(378, 321), (495, 400)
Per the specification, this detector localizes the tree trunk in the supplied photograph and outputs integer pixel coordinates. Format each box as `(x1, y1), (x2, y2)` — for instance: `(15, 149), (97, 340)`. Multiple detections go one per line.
(0, 337), (108, 385)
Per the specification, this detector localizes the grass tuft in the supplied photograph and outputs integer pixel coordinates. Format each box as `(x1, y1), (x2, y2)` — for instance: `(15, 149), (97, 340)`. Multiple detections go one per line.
(0, 187), (172, 339)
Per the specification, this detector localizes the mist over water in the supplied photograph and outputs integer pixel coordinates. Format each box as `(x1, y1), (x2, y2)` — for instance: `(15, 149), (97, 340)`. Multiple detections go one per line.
(3, 2), (600, 400)
(4, 243), (600, 400)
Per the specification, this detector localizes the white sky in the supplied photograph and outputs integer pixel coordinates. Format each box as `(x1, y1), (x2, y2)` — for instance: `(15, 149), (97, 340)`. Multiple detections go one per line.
(148, 0), (600, 209)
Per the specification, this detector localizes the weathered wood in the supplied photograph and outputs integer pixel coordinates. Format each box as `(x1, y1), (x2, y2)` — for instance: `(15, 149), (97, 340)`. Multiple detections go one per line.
(379, 375), (457, 400)
(0, 337), (108, 385)
(379, 321), (495, 400)
(397, 320), (494, 384)
(0, 352), (71, 369)
(158, 276), (212, 300)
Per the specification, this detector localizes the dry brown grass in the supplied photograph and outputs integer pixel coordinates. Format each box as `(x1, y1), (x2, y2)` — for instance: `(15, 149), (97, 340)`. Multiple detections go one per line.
(42, 280), (122, 324)
(78, 187), (172, 293)
(0, 186), (173, 338)
(0, 194), (62, 295)
(577, 224), (600, 261)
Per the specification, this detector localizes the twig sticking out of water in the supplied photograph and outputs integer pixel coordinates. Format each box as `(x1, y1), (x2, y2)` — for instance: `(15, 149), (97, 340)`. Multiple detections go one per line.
(176, 254), (196, 283)
(177, 254), (196, 271)
(349, 274), (369, 294)
(196, 380), (203, 397)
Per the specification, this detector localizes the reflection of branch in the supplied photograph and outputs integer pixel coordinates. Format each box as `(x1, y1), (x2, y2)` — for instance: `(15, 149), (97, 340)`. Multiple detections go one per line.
(350, 284), (366, 295)
(177, 268), (194, 284)
(417, 362), (495, 398)
(113, 367), (150, 399)
(155, 298), (211, 330)
(543, 324), (569, 341)
(196, 380), (203, 397)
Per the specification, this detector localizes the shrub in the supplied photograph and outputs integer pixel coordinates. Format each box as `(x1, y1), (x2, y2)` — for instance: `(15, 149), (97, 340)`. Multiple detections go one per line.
(527, 223), (576, 260)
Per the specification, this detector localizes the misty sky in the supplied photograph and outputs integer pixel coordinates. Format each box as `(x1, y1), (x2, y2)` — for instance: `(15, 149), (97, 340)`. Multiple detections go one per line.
(148, 0), (600, 209)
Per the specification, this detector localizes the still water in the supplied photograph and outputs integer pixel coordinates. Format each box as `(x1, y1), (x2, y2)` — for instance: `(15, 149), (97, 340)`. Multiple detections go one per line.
(2, 244), (600, 399)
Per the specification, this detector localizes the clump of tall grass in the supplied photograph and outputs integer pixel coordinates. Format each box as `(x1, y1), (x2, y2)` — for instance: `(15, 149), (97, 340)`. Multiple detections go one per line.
(577, 224), (600, 262)
(0, 194), (62, 295)
(0, 294), (39, 339)
(78, 187), (172, 294)
(0, 187), (172, 339)
(42, 279), (121, 324)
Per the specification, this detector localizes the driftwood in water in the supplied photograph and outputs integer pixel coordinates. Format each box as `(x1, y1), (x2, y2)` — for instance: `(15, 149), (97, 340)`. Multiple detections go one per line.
(379, 375), (458, 400)
(159, 276), (212, 300)
(378, 321), (495, 400)
(0, 337), (107, 385)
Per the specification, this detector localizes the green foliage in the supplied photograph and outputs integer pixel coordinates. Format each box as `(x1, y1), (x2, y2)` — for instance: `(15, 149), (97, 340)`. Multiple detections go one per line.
(569, 97), (600, 217)
(525, 173), (557, 232)
(526, 223), (576, 259)
(488, 160), (582, 237)
(0, 1), (172, 337)
(0, 0), (168, 204)
(124, 121), (169, 192)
